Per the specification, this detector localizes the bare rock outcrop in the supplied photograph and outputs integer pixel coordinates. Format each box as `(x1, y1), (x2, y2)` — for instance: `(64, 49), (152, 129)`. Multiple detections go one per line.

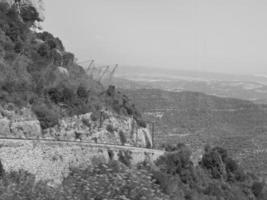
(0, 105), (153, 148)
(0, 105), (42, 138)
(45, 110), (153, 148)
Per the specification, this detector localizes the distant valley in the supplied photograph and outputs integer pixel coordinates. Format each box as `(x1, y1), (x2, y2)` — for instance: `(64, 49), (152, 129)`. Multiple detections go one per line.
(114, 66), (267, 104)
(114, 66), (267, 176)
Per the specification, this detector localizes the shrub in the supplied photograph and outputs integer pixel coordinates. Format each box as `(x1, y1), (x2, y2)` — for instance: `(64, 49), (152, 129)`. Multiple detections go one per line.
(62, 52), (74, 65)
(118, 150), (132, 167)
(252, 182), (264, 197)
(106, 85), (115, 97)
(82, 117), (91, 128)
(37, 43), (50, 57)
(137, 119), (147, 128)
(61, 87), (73, 103)
(20, 5), (41, 23)
(0, 2), (9, 13)
(106, 124), (115, 133)
(47, 87), (61, 104)
(0, 160), (4, 177)
(91, 112), (99, 121)
(201, 146), (247, 182)
(107, 149), (114, 160)
(76, 85), (88, 99)
(63, 162), (170, 200)
(37, 31), (64, 51)
(0, 170), (58, 199)
(119, 130), (127, 145)
(32, 103), (59, 129)
(155, 144), (192, 176)
(200, 147), (226, 179)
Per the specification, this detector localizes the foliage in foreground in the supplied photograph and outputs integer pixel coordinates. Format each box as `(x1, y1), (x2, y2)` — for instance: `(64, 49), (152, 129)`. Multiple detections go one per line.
(0, 145), (266, 200)
(0, 161), (169, 200)
(149, 144), (267, 200)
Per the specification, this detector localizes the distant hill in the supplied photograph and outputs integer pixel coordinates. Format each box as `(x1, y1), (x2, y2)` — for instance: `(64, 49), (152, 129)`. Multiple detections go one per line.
(121, 88), (267, 175)
(114, 66), (267, 104)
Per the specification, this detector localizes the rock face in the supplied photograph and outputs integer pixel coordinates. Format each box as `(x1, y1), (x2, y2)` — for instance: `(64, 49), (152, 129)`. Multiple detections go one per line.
(45, 110), (153, 148)
(0, 105), (153, 148)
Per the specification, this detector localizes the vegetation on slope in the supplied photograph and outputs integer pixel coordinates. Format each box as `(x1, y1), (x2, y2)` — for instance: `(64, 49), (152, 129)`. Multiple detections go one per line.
(0, 144), (265, 200)
(0, 2), (145, 129)
(122, 88), (267, 175)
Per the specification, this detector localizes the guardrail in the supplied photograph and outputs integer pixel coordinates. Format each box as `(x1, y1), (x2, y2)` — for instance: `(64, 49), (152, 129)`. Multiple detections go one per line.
(0, 137), (163, 152)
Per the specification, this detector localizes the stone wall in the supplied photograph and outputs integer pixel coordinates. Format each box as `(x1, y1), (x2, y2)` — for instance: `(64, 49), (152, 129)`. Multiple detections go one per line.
(0, 139), (164, 185)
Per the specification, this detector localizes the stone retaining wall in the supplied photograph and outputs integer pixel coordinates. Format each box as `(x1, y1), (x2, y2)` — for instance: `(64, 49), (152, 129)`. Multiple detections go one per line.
(0, 139), (164, 185)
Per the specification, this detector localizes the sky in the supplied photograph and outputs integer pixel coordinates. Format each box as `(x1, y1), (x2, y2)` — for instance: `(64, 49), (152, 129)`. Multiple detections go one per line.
(42, 0), (267, 75)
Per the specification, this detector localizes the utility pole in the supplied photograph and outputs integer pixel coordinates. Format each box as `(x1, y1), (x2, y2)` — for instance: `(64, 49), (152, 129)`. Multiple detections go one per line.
(150, 121), (155, 149)
(99, 111), (103, 129)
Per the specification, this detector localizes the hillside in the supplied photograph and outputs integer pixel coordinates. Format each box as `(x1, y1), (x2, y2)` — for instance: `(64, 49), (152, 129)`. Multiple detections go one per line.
(121, 89), (267, 176)
(0, 1), (266, 200)
(0, 1), (145, 132)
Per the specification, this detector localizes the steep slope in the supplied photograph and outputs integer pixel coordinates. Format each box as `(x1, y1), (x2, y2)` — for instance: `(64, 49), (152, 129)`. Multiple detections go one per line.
(0, 1), (148, 144)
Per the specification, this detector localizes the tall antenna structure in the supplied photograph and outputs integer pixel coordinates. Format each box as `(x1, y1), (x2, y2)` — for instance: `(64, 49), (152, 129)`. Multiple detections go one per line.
(86, 60), (95, 73)
(108, 64), (118, 84)
(98, 65), (110, 82)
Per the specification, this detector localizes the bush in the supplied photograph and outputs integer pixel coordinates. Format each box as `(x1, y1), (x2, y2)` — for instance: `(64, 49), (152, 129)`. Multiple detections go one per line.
(200, 146), (247, 182)
(76, 85), (88, 99)
(119, 130), (127, 145)
(47, 87), (61, 104)
(37, 32), (64, 51)
(0, 2), (9, 13)
(0, 170), (58, 199)
(37, 43), (50, 57)
(200, 147), (226, 179)
(63, 162), (170, 200)
(155, 144), (193, 176)
(62, 52), (74, 65)
(0, 160), (4, 177)
(32, 104), (59, 129)
(137, 119), (147, 128)
(252, 182), (265, 197)
(106, 124), (115, 133)
(20, 5), (41, 23)
(118, 150), (132, 167)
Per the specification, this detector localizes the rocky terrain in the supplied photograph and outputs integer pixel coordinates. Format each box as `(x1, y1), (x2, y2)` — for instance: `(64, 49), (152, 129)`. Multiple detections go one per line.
(0, 104), (152, 147)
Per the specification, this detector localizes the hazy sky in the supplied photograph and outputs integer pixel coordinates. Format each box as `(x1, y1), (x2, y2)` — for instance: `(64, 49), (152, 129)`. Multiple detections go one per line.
(42, 0), (267, 74)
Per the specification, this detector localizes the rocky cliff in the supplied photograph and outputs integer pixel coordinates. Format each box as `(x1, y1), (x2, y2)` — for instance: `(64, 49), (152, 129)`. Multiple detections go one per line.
(0, 104), (153, 148)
